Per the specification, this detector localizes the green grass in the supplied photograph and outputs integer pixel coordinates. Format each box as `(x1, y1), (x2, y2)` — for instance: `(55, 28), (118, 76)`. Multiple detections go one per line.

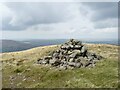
(1, 44), (119, 88)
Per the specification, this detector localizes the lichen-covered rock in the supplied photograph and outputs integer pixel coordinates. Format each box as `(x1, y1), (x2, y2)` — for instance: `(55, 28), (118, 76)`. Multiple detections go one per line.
(37, 39), (103, 69)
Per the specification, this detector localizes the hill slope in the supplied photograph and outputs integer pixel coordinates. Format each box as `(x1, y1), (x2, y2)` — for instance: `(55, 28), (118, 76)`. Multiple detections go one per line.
(0, 40), (35, 53)
(1, 44), (119, 88)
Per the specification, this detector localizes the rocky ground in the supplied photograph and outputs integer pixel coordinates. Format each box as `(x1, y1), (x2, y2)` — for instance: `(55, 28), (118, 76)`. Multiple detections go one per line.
(37, 39), (103, 70)
(0, 42), (119, 88)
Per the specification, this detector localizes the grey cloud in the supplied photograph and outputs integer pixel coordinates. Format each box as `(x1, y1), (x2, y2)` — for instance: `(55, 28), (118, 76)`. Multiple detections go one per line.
(94, 19), (118, 29)
(2, 2), (118, 31)
(31, 24), (55, 31)
(83, 2), (118, 21)
(2, 16), (27, 30)
(2, 2), (74, 31)
(83, 2), (117, 10)
(82, 2), (118, 29)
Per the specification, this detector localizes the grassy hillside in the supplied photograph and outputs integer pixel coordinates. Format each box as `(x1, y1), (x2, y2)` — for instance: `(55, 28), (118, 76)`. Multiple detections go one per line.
(1, 44), (119, 88)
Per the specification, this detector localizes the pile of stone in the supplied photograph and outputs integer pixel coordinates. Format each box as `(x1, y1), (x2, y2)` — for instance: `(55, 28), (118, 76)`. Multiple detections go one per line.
(37, 39), (103, 70)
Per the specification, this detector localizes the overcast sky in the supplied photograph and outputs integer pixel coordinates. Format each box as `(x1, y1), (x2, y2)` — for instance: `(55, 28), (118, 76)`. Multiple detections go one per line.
(0, 2), (118, 40)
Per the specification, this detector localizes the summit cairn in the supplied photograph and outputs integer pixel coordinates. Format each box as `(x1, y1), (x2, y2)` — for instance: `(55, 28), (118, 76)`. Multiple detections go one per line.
(37, 39), (103, 70)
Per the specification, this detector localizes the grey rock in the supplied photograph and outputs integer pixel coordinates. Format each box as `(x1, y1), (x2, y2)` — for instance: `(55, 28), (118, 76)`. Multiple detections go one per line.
(69, 53), (77, 58)
(75, 62), (81, 68)
(59, 64), (67, 70)
(37, 58), (43, 64)
(51, 59), (61, 66)
(61, 60), (67, 65)
(73, 50), (81, 54)
(69, 58), (74, 62)
(80, 59), (89, 67)
(96, 55), (103, 60)
(44, 56), (52, 60)
(81, 46), (87, 53)
(74, 45), (81, 49)
(41, 60), (49, 64)
(67, 51), (73, 55)
(61, 45), (70, 50)
(88, 55), (94, 60)
(52, 52), (59, 58)
(37, 39), (103, 69)
(68, 62), (76, 67)
(74, 58), (81, 63)
(69, 45), (74, 48)
(49, 58), (56, 64)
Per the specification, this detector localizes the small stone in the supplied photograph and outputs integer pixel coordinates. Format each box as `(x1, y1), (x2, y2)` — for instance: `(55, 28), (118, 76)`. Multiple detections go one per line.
(37, 58), (42, 64)
(59, 65), (67, 70)
(44, 56), (52, 60)
(96, 55), (103, 60)
(53, 52), (59, 58)
(33, 80), (36, 82)
(73, 50), (81, 53)
(23, 78), (27, 81)
(41, 60), (47, 64)
(49, 58), (56, 64)
(75, 63), (81, 68)
(69, 58), (74, 62)
(61, 60), (67, 65)
(81, 46), (87, 53)
(67, 51), (73, 55)
(68, 62), (76, 67)
(69, 45), (74, 48)
(69, 53), (77, 58)
(80, 59), (88, 67)
(74, 45), (81, 49)
(9, 76), (14, 80)
(75, 58), (81, 63)
(17, 83), (22, 86)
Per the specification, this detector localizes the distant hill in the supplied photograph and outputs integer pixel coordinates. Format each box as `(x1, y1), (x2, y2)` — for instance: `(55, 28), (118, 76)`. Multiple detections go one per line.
(0, 39), (67, 53)
(22, 39), (67, 46)
(0, 40), (34, 53)
(0, 39), (118, 53)
(23, 39), (119, 46)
